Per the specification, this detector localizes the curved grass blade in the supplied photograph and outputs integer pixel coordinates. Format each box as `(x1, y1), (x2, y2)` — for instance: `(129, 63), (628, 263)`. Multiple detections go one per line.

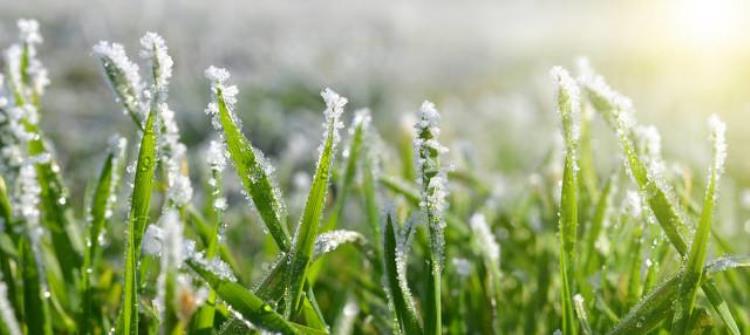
(672, 115), (727, 333)
(205, 67), (290, 252)
(120, 108), (158, 335)
(608, 255), (750, 335)
(80, 136), (125, 334)
(579, 64), (741, 334)
(551, 66), (581, 335)
(285, 88), (346, 316)
(383, 213), (422, 335)
(186, 259), (299, 335)
(92, 41), (145, 131)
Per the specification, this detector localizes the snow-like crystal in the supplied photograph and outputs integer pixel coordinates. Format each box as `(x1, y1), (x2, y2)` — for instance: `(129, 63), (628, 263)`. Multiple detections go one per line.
(313, 230), (364, 257)
(707, 114), (727, 176)
(142, 224), (164, 256)
(207, 140), (227, 171)
(0, 280), (21, 335)
(470, 213), (500, 263)
(17, 19), (42, 45)
(139, 32), (173, 93)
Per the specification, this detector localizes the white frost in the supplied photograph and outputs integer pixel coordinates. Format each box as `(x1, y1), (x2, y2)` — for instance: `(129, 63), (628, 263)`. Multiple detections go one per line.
(313, 230), (364, 257)
(469, 213), (500, 263)
(139, 32), (173, 95)
(0, 280), (21, 335)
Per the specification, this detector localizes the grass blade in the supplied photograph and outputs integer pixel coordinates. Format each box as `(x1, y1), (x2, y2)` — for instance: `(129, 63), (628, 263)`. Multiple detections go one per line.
(20, 236), (52, 335)
(551, 66), (581, 335)
(383, 213), (422, 335)
(80, 136), (125, 334)
(121, 107), (158, 335)
(205, 66), (290, 252)
(186, 259), (299, 335)
(413, 101), (448, 335)
(672, 115), (727, 333)
(322, 108), (369, 232)
(286, 88), (346, 315)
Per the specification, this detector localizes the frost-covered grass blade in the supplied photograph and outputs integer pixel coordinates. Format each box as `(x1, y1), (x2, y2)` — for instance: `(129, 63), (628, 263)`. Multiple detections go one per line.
(286, 88), (346, 316)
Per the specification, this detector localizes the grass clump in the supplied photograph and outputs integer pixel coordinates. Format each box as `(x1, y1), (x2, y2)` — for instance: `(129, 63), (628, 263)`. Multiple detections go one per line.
(0, 19), (748, 335)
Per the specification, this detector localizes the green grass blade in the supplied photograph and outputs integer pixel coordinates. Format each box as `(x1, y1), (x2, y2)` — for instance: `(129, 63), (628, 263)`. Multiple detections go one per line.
(673, 116), (727, 333)
(551, 66), (581, 335)
(20, 237), (52, 335)
(121, 108), (158, 335)
(322, 108), (369, 232)
(383, 213), (422, 335)
(186, 259), (299, 335)
(80, 136), (125, 334)
(379, 175), (420, 205)
(361, 144), (383, 274)
(286, 88), (346, 316)
(205, 67), (290, 252)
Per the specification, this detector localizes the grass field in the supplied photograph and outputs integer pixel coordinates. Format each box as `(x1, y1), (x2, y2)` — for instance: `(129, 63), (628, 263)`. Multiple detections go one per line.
(0, 17), (749, 334)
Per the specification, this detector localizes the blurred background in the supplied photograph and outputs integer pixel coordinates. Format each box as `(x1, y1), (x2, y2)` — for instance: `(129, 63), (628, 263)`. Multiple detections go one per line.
(2, 0), (750, 237)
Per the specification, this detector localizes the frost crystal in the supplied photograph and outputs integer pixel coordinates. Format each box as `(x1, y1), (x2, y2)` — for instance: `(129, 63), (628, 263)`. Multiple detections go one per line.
(159, 104), (193, 207)
(4, 45), (23, 97)
(206, 140), (227, 172)
(577, 61), (634, 114)
(204, 66), (240, 129)
(313, 230), (364, 258)
(414, 100), (448, 268)
(452, 258), (472, 277)
(17, 164), (41, 236)
(142, 224), (164, 256)
(470, 213), (500, 263)
(550, 66), (581, 157)
(153, 210), (185, 319)
(161, 209), (185, 266)
(0, 281), (21, 335)
(92, 41), (144, 119)
(623, 190), (643, 218)
(633, 125), (662, 165)
(139, 32), (173, 96)
(18, 19), (42, 45)
(319, 88), (348, 154)
(707, 114), (727, 176)
(183, 240), (237, 282)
